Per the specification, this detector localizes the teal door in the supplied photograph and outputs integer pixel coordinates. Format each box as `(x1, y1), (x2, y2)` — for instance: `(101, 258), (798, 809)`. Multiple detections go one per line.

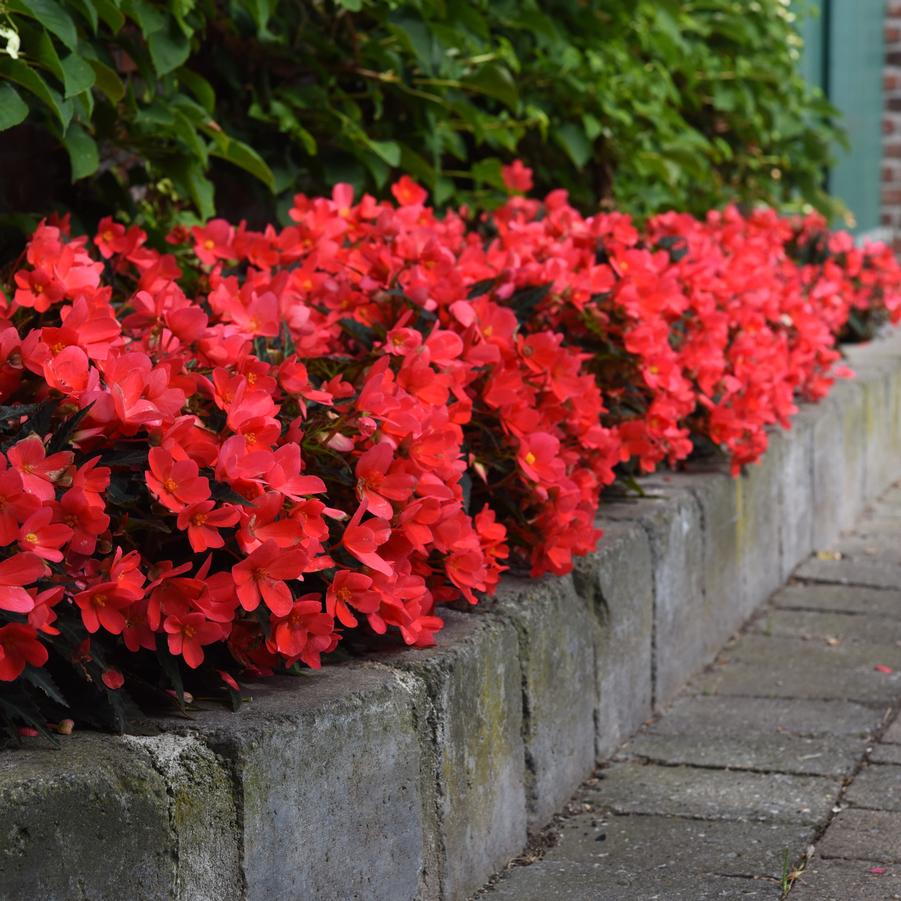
(796, 0), (885, 236)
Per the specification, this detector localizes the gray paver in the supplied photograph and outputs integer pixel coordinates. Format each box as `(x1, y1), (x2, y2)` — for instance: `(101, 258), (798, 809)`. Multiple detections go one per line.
(751, 609), (901, 644)
(845, 763), (901, 811)
(773, 582), (901, 617)
(484, 862), (777, 900)
(652, 695), (884, 738)
(789, 858), (901, 900)
(622, 731), (862, 777)
(588, 763), (840, 825)
(693, 635), (901, 703)
(886, 714), (901, 744)
(872, 743), (901, 765)
(542, 813), (811, 880)
(818, 809), (901, 863)
(794, 555), (901, 590)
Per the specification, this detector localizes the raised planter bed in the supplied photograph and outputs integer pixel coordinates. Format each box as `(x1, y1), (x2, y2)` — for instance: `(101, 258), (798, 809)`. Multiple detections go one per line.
(3, 332), (901, 901)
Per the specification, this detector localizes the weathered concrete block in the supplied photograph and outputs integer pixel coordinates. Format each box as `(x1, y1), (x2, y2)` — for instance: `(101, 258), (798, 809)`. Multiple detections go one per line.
(807, 392), (852, 549)
(122, 734), (241, 901)
(773, 415), (816, 582)
(386, 610), (527, 901)
(492, 575), (597, 830)
(0, 735), (175, 900)
(573, 516), (654, 759)
(832, 378), (868, 525)
(736, 430), (786, 610)
(162, 667), (436, 901)
(604, 485), (704, 707)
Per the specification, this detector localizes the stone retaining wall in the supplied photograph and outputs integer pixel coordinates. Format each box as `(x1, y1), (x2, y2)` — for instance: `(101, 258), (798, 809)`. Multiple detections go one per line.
(4, 333), (901, 901)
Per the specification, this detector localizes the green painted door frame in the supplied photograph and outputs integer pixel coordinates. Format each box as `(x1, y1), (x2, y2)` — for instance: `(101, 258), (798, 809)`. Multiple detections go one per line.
(796, 0), (885, 237)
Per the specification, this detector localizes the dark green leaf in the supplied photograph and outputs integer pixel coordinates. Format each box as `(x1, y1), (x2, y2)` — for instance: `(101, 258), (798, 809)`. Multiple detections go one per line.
(60, 53), (96, 98)
(0, 84), (29, 132)
(87, 59), (125, 102)
(209, 480), (255, 507)
(0, 57), (70, 129)
(12, 0), (78, 49)
(467, 277), (498, 299)
(94, 0), (125, 32)
(63, 122), (99, 180)
(510, 282), (552, 324)
(463, 62), (519, 110)
(47, 401), (94, 453)
(148, 20), (191, 75)
(554, 122), (592, 168)
(22, 666), (67, 706)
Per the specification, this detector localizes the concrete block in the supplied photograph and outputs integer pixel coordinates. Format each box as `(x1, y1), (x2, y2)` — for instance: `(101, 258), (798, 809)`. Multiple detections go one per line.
(122, 734), (242, 901)
(807, 393), (852, 548)
(493, 575), (598, 830)
(0, 735), (175, 900)
(387, 611), (527, 901)
(736, 431), (786, 610)
(572, 516), (654, 759)
(165, 667), (436, 901)
(832, 379), (868, 524)
(773, 414), (815, 581)
(604, 485), (705, 706)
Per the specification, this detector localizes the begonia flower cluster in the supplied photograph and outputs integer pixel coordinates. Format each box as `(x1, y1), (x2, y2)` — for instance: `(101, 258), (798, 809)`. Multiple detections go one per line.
(0, 165), (898, 734)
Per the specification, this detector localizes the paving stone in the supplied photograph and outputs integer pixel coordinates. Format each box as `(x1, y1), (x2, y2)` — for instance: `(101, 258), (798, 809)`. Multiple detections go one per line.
(794, 555), (901, 590)
(751, 609), (901, 644)
(693, 635), (901, 704)
(886, 715), (901, 744)
(651, 695), (883, 739)
(483, 861), (776, 900)
(845, 763), (901, 812)
(872, 743), (901, 765)
(789, 857), (901, 900)
(622, 731), (862, 777)
(772, 582), (901, 618)
(572, 516), (654, 758)
(542, 813), (812, 880)
(829, 533), (901, 567)
(818, 809), (901, 863)
(589, 763), (840, 825)
(855, 514), (901, 536)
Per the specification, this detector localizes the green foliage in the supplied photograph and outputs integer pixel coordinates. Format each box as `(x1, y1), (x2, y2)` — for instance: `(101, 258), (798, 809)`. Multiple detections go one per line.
(0, 0), (844, 237)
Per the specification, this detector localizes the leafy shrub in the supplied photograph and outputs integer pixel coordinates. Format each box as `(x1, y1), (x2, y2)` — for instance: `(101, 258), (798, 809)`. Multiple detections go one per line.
(0, 168), (897, 742)
(0, 0), (842, 250)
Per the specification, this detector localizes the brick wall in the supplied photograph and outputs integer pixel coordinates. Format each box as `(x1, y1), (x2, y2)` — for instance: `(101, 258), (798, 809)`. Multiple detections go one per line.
(884, 2), (901, 250)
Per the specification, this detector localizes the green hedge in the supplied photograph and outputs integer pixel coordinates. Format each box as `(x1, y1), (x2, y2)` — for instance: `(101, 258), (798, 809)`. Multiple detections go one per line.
(0, 0), (842, 241)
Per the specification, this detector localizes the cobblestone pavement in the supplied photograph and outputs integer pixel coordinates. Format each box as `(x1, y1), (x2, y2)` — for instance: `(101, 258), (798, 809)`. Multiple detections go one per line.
(477, 484), (901, 900)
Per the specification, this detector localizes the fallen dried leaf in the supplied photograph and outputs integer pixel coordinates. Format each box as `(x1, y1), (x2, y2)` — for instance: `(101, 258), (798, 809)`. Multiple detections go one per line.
(816, 550), (843, 560)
